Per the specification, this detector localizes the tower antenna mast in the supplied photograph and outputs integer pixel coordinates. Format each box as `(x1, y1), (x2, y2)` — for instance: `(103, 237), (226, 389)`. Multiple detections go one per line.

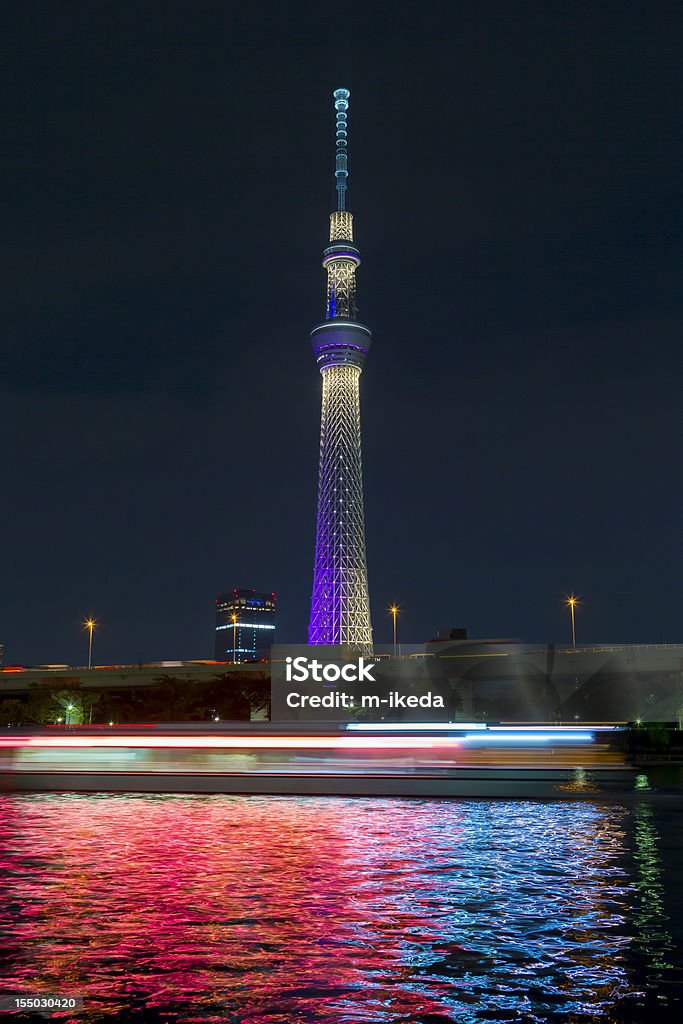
(334, 87), (349, 211)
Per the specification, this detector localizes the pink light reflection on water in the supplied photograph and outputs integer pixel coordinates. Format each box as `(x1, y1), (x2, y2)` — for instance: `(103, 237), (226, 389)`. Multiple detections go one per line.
(0, 793), (665, 1023)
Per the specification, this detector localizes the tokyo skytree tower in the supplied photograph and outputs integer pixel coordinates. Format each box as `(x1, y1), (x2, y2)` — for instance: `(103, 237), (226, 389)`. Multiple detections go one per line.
(308, 88), (373, 649)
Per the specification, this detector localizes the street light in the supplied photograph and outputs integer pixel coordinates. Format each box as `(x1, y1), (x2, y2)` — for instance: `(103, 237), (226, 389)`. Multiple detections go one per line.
(388, 605), (400, 658)
(565, 596), (579, 650)
(231, 614), (238, 664)
(83, 617), (96, 668)
(65, 702), (75, 726)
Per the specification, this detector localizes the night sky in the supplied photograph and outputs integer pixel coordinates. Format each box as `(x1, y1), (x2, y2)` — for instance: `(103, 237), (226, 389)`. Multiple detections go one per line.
(2, 2), (681, 666)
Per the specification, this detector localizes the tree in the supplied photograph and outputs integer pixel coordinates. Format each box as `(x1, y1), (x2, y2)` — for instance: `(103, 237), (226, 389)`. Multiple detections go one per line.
(0, 699), (30, 726)
(24, 686), (99, 725)
(208, 672), (270, 720)
(142, 676), (198, 721)
(24, 687), (62, 724)
(90, 691), (141, 725)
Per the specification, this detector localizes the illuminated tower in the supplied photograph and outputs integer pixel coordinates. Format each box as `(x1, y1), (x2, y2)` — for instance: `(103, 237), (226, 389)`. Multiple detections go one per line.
(308, 88), (373, 649)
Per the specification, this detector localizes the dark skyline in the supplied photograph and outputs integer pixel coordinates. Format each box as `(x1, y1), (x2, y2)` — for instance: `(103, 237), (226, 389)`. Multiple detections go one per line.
(1, 2), (681, 665)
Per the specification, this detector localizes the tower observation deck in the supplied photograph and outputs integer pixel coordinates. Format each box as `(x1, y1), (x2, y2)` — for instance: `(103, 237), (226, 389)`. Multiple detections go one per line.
(308, 88), (373, 650)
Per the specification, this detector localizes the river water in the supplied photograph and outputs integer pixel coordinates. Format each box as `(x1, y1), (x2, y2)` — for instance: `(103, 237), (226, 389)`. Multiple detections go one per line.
(1, 794), (682, 1023)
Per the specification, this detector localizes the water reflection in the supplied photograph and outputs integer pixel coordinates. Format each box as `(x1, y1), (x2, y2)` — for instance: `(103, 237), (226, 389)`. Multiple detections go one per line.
(0, 795), (681, 1023)
(631, 804), (676, 986)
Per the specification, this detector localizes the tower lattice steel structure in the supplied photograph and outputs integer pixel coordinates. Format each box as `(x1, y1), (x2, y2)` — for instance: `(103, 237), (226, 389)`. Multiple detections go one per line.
(308, 88), (373, 649)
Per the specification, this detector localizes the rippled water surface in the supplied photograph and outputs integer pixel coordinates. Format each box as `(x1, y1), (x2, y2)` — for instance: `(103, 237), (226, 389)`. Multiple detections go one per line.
(1, 794), (682, 1023)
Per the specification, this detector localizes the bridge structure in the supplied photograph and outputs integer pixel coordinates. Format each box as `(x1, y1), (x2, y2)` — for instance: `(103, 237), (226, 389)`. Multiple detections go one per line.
(1, 644), (681, 723)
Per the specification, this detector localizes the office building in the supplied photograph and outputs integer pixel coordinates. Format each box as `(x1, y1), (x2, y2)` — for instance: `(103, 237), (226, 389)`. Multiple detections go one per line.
(214, 589), (276, 663)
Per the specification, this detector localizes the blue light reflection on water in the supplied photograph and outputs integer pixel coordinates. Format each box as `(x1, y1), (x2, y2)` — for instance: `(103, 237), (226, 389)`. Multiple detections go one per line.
(0, 794), (681, 1023)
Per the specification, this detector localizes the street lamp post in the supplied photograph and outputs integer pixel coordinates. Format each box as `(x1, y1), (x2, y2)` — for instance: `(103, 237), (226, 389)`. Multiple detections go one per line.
(231, 614), (238, 664)
(83, 618), (96, 669)
(388, 605), (399, 658)
(565, 596), (579, 650)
